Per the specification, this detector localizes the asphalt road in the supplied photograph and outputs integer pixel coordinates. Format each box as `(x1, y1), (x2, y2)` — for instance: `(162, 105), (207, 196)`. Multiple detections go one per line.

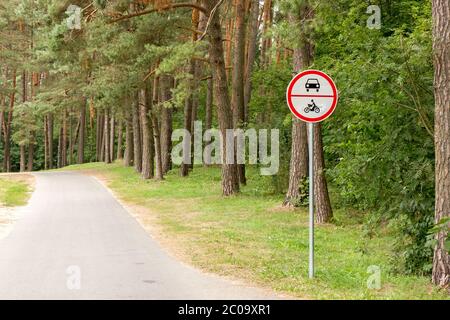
(0, 172), (277, 300)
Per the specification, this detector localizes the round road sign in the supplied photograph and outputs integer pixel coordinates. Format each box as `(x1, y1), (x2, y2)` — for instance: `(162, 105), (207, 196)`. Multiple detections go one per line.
(286, 70), (338, 123)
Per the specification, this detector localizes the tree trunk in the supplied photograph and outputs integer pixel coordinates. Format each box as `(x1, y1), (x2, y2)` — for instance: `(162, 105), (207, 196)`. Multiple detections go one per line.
(205, 77), (213, 131)
(204, 76), (213, 166)
(284, 4), (312, 207)
(190, 63), (200, 169)
(132, 97), (142, 173)
(284, 119), (308, 206)
(261, 0), (273, 68)
(96, 111), (104, 162)
(181, 61), (195, 177)
(100, 113), (106, 162)
(47, 113), (54, 169)
(3, 69), (16, 172)
(27, 71), (35, 171)
(232, 0), (247, 185)
(313, 123), (333, 223)
(244, 0), (259, 123)
(68, 108), (74, 165)
(117, 119), (123, 160)
(27, 143), (34, 171)
(140, 89), (153, 179)
(124, 106), (134, 167)
(152, 77), (163, 180)
(57, 126), (62, 168)
(153, 114), (163, 180)
(19, 145), (26, 172)
(44, 116), (48, 170)
(0, 106), (3, 148)
(110, 114), (115, 162)
(202, 0), (240, 195)
(21, 70), (28, 171)
(160, 75), (173, 174)
(71, 116), (81, 165)
(62, 110), (67, 167)
(0, 66), (7, 146)
(104, 108), (111, 164)
(432, 0), (450, 289)
(78, 101), (86, 164)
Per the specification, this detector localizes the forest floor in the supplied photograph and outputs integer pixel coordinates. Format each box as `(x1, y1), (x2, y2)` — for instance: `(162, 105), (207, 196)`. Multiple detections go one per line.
(0, 174), (34, 240)
(62, 162), (448, 300)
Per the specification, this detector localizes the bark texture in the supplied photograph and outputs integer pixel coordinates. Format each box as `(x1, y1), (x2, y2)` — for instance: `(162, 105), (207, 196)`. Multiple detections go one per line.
(104, 108), (111, 164)
(313, 123), (333, 223)
(244, 0), (259, 122)
(3, 69), (16, 172)
(78, 100), (86, 164)
(132, 95), (142, 173)
(117, 119), (123, 160)
(47, 113), (54, 169)
(124, 105), (134, 167)
(160, 75), (173, 174)
(139, 89), (152, 179)
(432, 0), (450, 289)
(232, 0), (247, 185)
(181, 60), (195, 177)
(203, 0), (240, 195)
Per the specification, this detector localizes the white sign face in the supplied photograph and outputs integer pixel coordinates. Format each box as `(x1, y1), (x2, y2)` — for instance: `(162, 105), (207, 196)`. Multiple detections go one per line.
(286, 70), (338, 123)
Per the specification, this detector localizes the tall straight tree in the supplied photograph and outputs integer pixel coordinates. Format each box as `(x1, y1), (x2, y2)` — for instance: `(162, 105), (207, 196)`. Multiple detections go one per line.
(124, 98), (134, 167)
(132, 95), (142, 173)
(140, 88), (154, 179)
(243, 0), (260, 122)
(116, 119), (123, 160)
(284, 1), (333, 222)
(160, 75), (173, 174)
(181, 60), (194, 177)
(19, 71), (27, 172)
(152, 76), (163, 180)
(103, 108), (111, 164)
(284, 2), (310, 207)
(3, 69), (16, 172)
(231, 0), (247, 185)
(47, 113), (54, 169)
(202, 0), (240, 195)
(431, 0), (450, 289)
(181, 8), (200, 177)
(77, 99), (86, 164)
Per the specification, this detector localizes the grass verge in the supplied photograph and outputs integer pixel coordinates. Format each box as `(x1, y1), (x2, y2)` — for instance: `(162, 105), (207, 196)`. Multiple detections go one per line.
(65, 162), (448, 300)
(0, 175), (33, 207)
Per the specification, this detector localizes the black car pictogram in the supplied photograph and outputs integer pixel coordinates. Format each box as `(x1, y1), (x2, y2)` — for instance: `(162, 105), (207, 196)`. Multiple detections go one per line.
(305, 78), (320, 92)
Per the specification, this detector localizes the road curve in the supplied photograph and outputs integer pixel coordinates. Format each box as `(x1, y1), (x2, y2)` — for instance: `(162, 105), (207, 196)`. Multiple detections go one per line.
(0, 172), (277, 300)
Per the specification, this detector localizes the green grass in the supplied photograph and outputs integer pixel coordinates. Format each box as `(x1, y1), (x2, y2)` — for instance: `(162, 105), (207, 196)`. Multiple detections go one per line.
(65, 162), (449, 300)
(0, 177), (32, 207)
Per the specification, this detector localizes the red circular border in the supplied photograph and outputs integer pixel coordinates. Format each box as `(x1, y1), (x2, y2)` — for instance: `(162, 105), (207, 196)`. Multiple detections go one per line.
(286, 70), (338, 123)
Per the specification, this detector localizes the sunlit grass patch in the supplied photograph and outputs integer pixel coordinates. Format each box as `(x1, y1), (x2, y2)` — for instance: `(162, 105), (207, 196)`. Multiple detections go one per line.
(0, 176), (32, 207)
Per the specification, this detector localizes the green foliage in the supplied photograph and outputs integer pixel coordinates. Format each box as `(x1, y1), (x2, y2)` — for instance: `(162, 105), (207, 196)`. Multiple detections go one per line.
(255, 0), (437, 274)
(313, 0), (435, 274)
(249, 61), (293, 194)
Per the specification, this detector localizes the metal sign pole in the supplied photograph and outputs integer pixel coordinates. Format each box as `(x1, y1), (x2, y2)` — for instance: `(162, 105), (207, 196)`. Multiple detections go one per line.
(308, 122), (314, 279)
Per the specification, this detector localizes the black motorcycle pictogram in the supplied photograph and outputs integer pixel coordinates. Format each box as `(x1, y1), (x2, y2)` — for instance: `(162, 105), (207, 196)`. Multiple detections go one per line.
(304, 100), (321, 113)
